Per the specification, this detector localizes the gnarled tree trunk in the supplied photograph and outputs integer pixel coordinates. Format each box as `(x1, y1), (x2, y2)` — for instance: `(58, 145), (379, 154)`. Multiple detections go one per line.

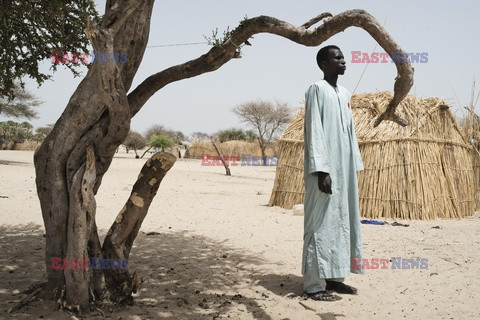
(32, 3), (413, 312)
(34, 0), (155, 310)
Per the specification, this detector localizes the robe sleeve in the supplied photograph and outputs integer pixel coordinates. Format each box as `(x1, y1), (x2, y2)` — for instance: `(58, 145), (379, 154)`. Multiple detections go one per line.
(349, 111), (364, 172)
(304, 84), (330, 174)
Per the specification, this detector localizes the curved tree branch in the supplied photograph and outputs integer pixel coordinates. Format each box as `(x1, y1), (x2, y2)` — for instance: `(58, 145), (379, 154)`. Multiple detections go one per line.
(301, 12), (334, 29)
(127, 9), (414, 126)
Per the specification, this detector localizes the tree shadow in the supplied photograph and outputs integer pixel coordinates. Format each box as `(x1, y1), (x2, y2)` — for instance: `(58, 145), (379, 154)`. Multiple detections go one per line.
(1, 224), (299, 319)
(126, 230), (275, 319)
(0, 160), (29, 166)
(254, 273), (303, 297)
(0, 223), (46, 294)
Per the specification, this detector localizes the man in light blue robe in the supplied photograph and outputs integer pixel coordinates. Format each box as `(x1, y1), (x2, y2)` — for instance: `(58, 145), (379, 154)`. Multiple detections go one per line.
(302, 45), (364, 301)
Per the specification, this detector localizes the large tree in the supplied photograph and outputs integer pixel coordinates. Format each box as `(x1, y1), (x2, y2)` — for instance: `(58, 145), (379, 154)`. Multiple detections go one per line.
(10, 1), (414, 313)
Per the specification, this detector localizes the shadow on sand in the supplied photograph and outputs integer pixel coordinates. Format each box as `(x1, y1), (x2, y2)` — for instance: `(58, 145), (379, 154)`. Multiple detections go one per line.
(0, 224), (342, 319)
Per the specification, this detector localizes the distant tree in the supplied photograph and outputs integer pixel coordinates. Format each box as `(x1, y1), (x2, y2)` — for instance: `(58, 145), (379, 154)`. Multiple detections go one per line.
(245, 129), (258, 142)
(0, 85), (41, 119)
(233, 100), (292, 165)
(216, 128), (247, 142)
(33, 124), (54, 142)
(144, 124), (166, 139)
(140, 133), (175, 158)
(16, 121), (34, 141)
(191, 131), (212, 141)
(151, 134), (175, 151)
(0, 122), (14, 145)
(0, 120), (35, 145)
(168, 130), (187, 145)
(123, 130), (147, 158)
(144, 124), (185, 145)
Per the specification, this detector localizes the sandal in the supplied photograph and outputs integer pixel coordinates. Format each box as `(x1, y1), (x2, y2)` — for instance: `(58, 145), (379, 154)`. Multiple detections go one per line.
(305, 291), (342, 301)
(325, 281), (358, 294)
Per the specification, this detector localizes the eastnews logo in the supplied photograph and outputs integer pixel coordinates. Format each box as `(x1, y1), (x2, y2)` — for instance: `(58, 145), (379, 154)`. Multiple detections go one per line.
(352, 257), (429, 269)
(51, 51), (128, 64)
(351, 51), (428, 64)
(51, 257), (128, 269)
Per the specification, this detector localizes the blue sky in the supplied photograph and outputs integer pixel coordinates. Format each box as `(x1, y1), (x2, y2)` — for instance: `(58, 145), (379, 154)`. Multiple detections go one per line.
(6, 0), (480, 136)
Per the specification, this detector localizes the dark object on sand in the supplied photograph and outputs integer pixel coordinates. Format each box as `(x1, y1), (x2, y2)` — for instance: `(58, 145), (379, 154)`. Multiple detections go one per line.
(360, 219), (385, 225)
(391, 222), (409, 227)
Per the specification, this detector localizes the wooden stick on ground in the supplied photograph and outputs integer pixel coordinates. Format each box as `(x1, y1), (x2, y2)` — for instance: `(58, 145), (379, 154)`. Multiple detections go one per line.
(211, 139), (231, 176)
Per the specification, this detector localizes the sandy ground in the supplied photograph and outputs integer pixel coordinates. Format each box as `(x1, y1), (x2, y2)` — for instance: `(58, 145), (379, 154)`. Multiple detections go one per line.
(1, 150), (479, 320)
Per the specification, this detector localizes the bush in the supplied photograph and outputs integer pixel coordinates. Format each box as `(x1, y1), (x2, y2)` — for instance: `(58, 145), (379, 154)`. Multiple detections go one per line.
(123, 130), (147, 157)
(216, 128), (247, 143)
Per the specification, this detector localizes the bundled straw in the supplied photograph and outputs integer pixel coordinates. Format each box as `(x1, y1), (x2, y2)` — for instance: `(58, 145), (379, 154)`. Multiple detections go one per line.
(187, 140), (276, 159)
(460, 95), (480, 209)
(269, 92), (475, 220)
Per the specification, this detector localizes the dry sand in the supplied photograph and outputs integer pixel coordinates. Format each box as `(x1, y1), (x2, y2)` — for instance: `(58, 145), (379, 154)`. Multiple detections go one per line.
(1, 150), (479, 319)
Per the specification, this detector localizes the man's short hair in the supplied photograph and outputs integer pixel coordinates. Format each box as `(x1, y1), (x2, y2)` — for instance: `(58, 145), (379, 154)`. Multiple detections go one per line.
(316, 45), (341, 69)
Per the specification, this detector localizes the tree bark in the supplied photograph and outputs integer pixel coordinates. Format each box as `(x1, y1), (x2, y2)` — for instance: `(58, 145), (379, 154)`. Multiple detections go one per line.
(127, 10), (413, 126)
(211, 139), (231, 175)
(32, 5), (413, 312)
(260, 145), (268, 166)
(102, 152), (176, 304)
(34, 0), (155, 309)
(64, 147), (96, 311)
(140, 146), (153, 158)
(257, 133), (268, 166)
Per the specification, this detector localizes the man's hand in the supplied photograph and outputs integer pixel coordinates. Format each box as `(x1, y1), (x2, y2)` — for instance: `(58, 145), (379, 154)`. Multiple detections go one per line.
(317, 171), (332, 194)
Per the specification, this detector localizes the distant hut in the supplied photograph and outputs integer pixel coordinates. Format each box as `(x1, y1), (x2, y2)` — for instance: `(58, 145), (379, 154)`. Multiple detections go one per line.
(186, 140), (276, 159)
(269, 92), (475, 220)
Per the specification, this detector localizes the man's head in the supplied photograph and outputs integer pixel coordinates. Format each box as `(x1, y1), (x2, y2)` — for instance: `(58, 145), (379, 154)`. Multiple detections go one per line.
(316, 45), (346, 76)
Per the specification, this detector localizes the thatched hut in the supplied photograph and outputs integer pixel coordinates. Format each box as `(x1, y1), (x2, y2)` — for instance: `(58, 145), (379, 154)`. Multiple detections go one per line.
(269, 92), (475, 220)
(460, 106), (480, 209)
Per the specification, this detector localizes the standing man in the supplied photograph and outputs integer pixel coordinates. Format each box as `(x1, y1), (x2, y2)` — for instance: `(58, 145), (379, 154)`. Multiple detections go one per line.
(302, 45), (365, 301)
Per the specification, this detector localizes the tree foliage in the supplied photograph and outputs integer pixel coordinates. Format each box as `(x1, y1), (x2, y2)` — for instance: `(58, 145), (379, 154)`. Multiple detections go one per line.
(191, 131), (212, 141)
(245, 129), (257, 142)
(149, 133), (175, 151)
(0, 120), (34, 145)
(34, 124), (54, 141)
(0, 0), (97, 98)
(215, 128), (258, 143)
(216, 128), (247, 142)
(140, 133), (175, 158)
(123, 130), (147, 158)
(0, 84), (41, 119)
(144, 124), (186, 145)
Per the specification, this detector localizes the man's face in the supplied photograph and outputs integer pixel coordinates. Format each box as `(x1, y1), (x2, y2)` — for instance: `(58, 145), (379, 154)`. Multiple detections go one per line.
(323, 48), (346, 75)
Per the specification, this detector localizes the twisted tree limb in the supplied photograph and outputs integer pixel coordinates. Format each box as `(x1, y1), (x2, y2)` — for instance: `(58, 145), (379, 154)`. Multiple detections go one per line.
(65, 147), (96, 310)
(102, 152), (176, 303)
(128, 9), (414, 127)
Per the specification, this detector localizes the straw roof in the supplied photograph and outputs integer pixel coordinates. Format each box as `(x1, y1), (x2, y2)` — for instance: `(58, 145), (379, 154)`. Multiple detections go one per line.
(269, 92), (475, 220)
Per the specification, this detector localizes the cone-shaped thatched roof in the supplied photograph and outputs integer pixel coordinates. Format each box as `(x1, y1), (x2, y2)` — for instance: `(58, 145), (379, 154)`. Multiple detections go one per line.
(269, 92), (475, 220)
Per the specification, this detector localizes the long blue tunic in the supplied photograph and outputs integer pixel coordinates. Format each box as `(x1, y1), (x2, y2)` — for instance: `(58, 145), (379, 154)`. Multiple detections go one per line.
(302, 80), (365, 279)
